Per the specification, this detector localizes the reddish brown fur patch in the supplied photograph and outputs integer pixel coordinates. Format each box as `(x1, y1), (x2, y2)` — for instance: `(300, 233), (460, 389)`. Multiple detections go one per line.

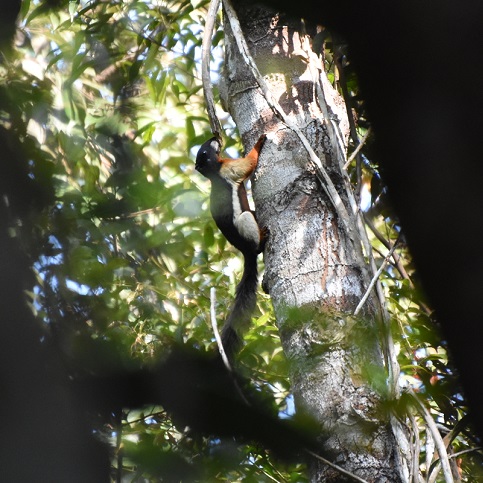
(219, 134), (266, 183)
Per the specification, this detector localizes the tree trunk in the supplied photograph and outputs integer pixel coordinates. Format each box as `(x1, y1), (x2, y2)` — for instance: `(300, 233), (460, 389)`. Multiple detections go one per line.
(221, 3), (410, 481)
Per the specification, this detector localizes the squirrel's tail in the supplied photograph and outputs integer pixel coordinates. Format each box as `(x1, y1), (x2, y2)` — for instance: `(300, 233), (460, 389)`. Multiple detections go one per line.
(220, 252), (258, 359)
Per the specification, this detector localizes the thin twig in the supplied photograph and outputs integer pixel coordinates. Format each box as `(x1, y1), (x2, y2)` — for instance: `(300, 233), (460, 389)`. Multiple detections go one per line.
(210, 287), (232, 372)
(364, 214), (410, 280)
(441, 415), (471, 450)
(201, 0), (222, 137)
(305, 449), (369, 483)
(409, 413), (424, 483)
(354, 239), (399, 316)
(448, 447), (482, 459)
(428, 420), (472, 483)
(344, 126), (372, 169)
(364, 213), (433, 316)
(425, 424), (436, 481)
(428, 447), (483, 483)
(408, 390), (454, 483)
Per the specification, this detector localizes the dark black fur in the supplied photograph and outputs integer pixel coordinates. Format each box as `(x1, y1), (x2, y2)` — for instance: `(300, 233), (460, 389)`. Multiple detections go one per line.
(195, 136), (265, 357)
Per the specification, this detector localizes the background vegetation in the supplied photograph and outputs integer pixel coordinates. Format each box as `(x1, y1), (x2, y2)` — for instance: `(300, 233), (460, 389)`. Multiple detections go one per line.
(1, 0), (481, 480)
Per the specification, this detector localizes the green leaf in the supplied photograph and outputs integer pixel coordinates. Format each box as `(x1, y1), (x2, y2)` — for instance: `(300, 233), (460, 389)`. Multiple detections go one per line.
(203, 224), (215, 247)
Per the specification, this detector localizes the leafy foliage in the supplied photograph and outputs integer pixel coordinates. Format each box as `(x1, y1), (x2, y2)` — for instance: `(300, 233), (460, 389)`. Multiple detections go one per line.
(0, 0), (481, 481)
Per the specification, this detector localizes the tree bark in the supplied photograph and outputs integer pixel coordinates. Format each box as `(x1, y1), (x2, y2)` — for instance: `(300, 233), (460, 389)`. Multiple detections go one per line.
(221, 3), (410, 481)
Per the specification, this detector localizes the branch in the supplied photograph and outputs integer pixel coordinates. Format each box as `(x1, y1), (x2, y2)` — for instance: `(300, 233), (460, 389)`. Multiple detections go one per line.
(305, 449), (369, 483)
(210, 287), (233, 372)
(364, 214), (434, 317)
(427, 445), (482, 482)
(201, 0), (223, 137)
(354, 239), (399, 316)
(408, 390), (454, 483)
(409, 413), (424, 483)
(344, 126), (372, 169)
(447, 447), (482, 460)
(363, 214), (410, 279)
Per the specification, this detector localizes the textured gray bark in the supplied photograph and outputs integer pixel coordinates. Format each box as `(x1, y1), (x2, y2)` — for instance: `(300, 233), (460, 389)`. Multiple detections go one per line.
(221, 3), (409, 481)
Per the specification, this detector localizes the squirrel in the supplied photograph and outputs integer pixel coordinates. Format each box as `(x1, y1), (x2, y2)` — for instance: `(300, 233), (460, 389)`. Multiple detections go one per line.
(195, 134), (267, 358)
